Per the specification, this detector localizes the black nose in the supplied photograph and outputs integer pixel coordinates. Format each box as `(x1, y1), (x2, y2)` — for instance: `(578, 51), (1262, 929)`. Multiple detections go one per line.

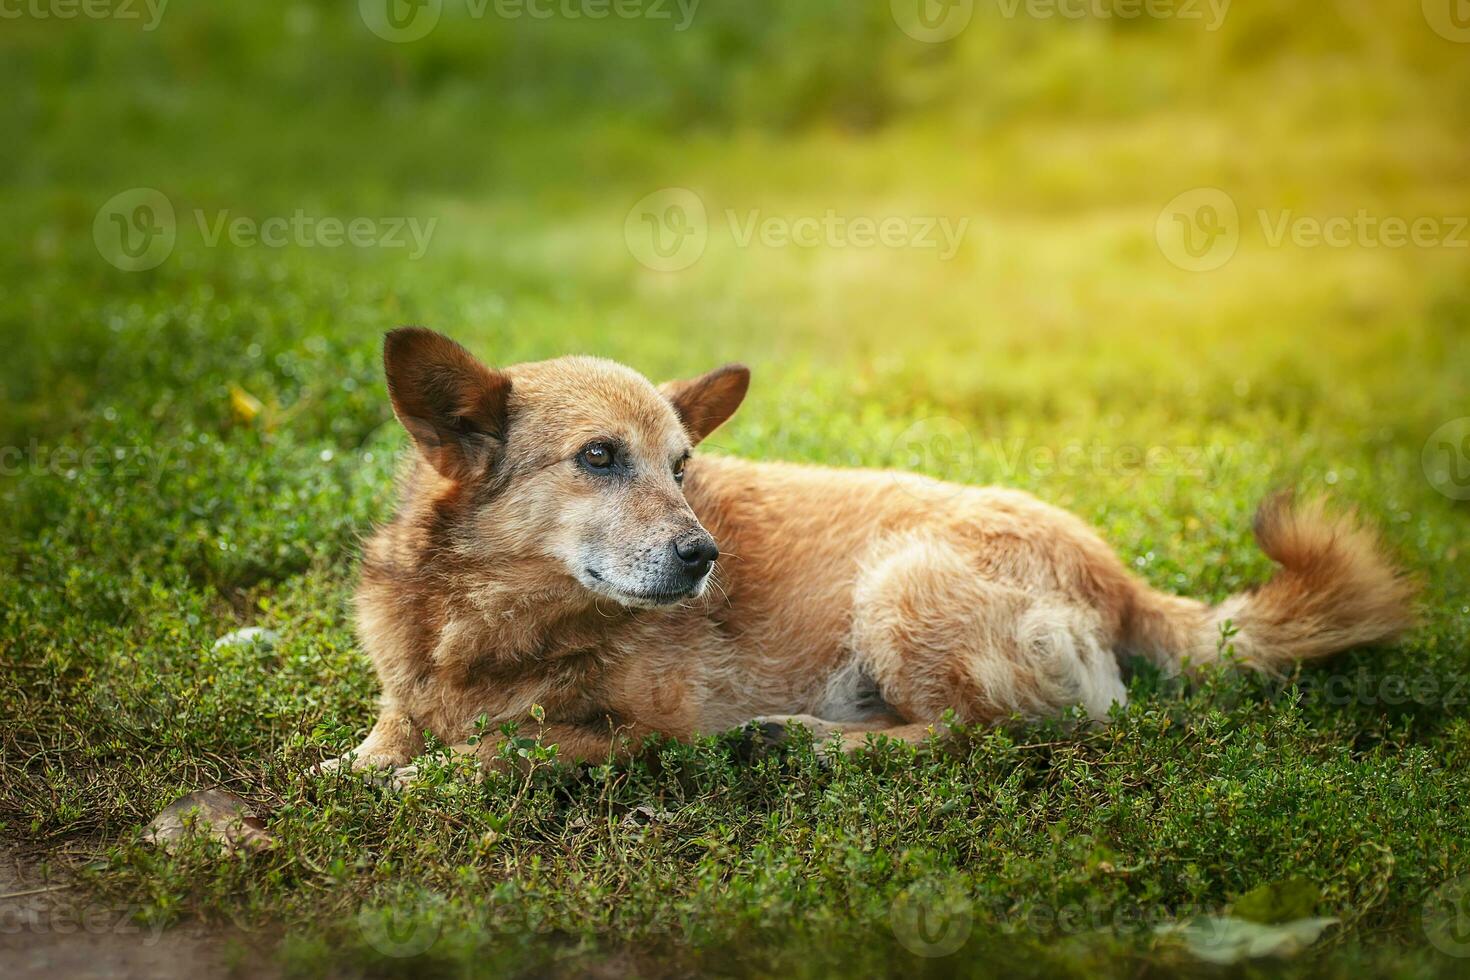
(673, 533), (719, 574)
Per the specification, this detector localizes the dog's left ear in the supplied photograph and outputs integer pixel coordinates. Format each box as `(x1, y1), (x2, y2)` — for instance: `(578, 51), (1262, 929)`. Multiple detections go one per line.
(660, 364), (750, 445)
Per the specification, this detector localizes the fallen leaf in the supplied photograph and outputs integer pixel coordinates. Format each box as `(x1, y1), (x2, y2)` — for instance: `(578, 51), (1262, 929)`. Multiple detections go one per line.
(145, 788), (274, 854)
(229, 384), (264, 425)
(1157, 915), (1338, 964)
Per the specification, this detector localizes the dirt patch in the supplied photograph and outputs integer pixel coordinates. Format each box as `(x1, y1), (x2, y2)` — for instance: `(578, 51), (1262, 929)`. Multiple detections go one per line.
(0, 849), (278, 980)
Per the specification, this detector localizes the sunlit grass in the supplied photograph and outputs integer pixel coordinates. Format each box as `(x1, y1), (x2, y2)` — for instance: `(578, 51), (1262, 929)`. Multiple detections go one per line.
(2, 3), (1469, 977)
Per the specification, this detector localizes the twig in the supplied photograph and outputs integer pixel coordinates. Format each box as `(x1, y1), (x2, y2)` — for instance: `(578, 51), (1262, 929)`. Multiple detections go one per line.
(0, 883), (72, 900)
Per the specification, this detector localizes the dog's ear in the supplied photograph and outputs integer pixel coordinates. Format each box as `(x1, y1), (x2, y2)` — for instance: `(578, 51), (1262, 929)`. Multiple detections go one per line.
(660, 364), (749, 445)
(383, 327), (512, 481)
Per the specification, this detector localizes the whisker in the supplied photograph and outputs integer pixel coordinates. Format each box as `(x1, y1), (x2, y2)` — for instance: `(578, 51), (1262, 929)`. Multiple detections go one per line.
(710, 579), (732, 609)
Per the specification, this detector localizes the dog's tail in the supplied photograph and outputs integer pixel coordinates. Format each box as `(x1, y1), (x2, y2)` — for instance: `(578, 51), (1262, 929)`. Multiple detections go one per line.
(1122, 492), (1417, 675)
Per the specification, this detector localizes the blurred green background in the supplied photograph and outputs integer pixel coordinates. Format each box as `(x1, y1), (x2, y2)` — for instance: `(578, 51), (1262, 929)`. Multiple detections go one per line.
(3, 2), (1470, 977)
(4, 0), (1469, 424)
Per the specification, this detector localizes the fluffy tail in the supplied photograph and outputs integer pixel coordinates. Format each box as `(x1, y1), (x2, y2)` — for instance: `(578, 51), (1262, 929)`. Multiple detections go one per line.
(1124, 492), (1417, 675)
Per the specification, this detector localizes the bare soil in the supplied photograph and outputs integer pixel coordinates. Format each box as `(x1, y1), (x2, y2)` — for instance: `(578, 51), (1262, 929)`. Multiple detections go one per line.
(0, 849), (278, 980)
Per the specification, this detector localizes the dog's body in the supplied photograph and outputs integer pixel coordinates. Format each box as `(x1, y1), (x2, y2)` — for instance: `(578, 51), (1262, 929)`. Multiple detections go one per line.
(327, 329), (1415, 775)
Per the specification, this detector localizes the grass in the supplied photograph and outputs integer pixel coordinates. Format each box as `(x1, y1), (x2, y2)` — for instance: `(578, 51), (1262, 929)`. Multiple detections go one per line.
(2, 2), (1470, 977)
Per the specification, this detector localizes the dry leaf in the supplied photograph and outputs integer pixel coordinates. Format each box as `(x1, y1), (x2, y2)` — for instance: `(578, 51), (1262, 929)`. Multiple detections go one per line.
(1157, 915), (1338, 963)
(229, 384), (264, 425)
(145, 788), (274, 854)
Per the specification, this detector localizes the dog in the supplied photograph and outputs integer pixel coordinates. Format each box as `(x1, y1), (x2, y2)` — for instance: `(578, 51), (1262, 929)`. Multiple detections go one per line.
(321, 327), (1416, 780)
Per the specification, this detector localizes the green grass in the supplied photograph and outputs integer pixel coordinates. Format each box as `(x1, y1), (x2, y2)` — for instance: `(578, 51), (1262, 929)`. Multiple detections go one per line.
(3, 3), (1470, 977)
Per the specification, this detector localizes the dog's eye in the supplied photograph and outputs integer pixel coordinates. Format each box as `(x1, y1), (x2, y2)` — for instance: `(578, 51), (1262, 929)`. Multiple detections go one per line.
(672, 456), (687, 483)
(580, 443), (614, 469)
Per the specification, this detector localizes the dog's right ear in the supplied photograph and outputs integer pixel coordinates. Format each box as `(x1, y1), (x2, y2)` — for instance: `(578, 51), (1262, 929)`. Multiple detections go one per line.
(383, 327), (512, 482)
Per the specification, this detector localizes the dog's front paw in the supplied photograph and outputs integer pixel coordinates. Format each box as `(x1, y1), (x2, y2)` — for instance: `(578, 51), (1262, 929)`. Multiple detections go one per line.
(314, 754), (376, 777)
(734, 715), (846, 767)
(313, 751), (407, 778)
(380, 764), (419, 792)
(749, 714), (843, 740)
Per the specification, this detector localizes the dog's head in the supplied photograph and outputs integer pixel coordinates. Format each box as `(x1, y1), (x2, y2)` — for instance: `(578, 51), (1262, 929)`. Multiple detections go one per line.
(382, 327), (748, 608)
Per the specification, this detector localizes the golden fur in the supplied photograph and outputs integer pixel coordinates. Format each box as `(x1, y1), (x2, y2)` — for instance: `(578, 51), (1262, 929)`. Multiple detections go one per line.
(322, 328), (1418, 776)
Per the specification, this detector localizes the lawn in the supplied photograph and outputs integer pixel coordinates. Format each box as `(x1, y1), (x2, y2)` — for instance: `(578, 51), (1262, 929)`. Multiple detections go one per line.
(2, 2), (1469, 977)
